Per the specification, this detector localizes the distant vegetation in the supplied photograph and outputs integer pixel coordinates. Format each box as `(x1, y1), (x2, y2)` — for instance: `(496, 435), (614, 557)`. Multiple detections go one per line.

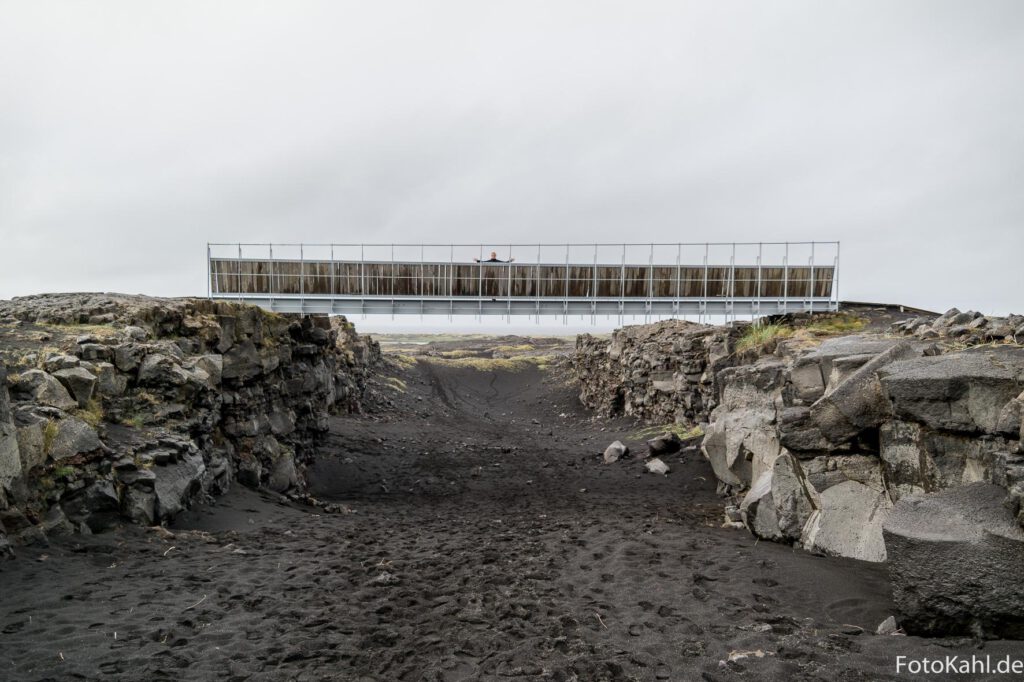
(737, 315), (866, 353)
(422, 355), (555, 372)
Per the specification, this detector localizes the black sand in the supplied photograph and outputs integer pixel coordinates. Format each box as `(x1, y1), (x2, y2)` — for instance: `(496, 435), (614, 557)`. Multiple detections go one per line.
(1, 356), (1021, 680)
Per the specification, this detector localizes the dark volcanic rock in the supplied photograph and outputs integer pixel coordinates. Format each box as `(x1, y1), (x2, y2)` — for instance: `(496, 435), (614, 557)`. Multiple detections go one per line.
(0, 293), (381, 543)
(879, 349), (1024, 435)
(646, 432), (682, 456)
(808, 342), (918, 445)
(883, 482), (1024, 638)
(52, 367), (97, 408)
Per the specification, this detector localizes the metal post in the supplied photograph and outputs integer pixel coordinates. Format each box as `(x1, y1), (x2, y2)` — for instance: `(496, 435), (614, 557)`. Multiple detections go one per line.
(729, 243), (736, 324)
(449, 245), (454, 321)
(674, 243), (681, 316)
(535, 244), (541, 323)
(647, 243), (653, 322)
(702, 243), (708, 324)
(783, 242), (789, 315)
(564, 243), (569, 323)
(299, 243), (305, 313)
(330, 244), (335, 296)
(809, 241), (816, 314)
(619, 244), (625, 325)
(237, 243), (242, 302)
(206, 243), (211, 298)
(834, 241), (841, 311)
(756, 242), (762, 317)
(268, 243), (275, 311)
(478, 244), (483, 319)
(507, 244), (513, 321)
(592, 244), (598, 323)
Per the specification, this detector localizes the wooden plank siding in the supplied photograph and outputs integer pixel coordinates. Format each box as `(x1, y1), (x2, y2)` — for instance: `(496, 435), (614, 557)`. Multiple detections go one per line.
(210, 260), (835, 299)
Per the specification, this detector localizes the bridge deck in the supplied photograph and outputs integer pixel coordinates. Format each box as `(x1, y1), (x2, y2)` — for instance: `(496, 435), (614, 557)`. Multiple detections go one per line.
(207, 242), (839, 317)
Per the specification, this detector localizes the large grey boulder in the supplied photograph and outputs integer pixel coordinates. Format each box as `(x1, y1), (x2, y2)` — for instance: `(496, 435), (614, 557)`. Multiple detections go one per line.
(701, 359), (786, 489)
(49, 417), (102, 460)
(879, 349), (1024, 435)
(123, 487), (156, 525)
(794, 335), (906, 403)
(644, 457), (670, 475)
(790, 356), (827, 403)
(94, 362), (127, 397)
(42, 354), (80, 372)
(809, 342), (918, 444)
(15, 421), (46, 471)
(267, 449), (299, 493)
(771, 452), (817, 540)
(153, 452), (206, 519)
(603, 440), (628, 464)
(777, 406), (836, 454)
(61, 480), (121, 532)
(138, 353), (191, 387)
(186, 354), (223, 388)
(52, 367), (97, 408)
(11, 370), (77, 411)
(646, 432), (682, 456)
(740, 470), (782, 541)
(801, 478), (892, 562)
(740, 452), (818, 543)
(883, 483), (1024, 637)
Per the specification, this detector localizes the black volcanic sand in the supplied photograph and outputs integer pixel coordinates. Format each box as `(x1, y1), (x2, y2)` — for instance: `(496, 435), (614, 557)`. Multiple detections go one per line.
(2, 351), (1022, 681)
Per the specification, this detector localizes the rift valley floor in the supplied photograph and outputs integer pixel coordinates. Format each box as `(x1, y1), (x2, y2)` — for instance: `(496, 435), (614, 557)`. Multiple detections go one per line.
(1, 337), (1020, 681)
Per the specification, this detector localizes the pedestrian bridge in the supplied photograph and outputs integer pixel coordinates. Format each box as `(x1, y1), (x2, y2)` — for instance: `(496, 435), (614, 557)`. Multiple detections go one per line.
(207, 242), (839, 319)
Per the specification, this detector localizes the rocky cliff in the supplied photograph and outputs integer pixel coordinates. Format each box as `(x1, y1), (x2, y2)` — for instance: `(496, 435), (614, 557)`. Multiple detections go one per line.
(574, 319), (741, 425)
(0, 294), (380, 553)
(574, 309), (1024, 637)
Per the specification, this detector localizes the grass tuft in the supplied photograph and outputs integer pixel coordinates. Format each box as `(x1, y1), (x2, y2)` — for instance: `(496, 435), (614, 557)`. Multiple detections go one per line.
(122, 414), (146, 428)
(439, 349), (481, 359)
(386, 353), (418, 369)
(77, 398), (104, 427)
(736, 324), (794, 353)
(804, 315), (866, 335)
(491, 344), (535, 354)
(42, 419), (59, 455)
(629, 423), (704, 441)
(383, 377), (407, 393)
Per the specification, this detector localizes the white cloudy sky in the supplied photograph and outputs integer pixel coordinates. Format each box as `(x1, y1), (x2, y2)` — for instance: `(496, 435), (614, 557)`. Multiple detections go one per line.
(1, 1), (1022, 319)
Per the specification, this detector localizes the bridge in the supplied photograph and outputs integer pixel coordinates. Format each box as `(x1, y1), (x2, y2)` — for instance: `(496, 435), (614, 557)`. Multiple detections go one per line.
(206, 242), (839, 320)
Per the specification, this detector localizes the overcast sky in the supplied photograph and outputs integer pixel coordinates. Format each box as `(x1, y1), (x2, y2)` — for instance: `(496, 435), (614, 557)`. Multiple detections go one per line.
(1, 1), (1022, 320)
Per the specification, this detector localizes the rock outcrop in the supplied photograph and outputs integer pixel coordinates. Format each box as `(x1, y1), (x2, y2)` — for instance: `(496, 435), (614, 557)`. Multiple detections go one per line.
(573, 314), (1024, 560)
(0, 293), (380, 548)
(574, 319), (740, 424)
(891, 307), (1024, 347)
(884, 483), (1024, 638)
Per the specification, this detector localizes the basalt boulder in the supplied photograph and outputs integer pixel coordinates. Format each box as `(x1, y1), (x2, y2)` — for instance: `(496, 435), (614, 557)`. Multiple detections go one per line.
(879, 349), (1024, 435)
(11, 370), (77, 411)
(883, 483), (1024, 638)
(52, 367), (97, 408)
(808, 341), (919, 445)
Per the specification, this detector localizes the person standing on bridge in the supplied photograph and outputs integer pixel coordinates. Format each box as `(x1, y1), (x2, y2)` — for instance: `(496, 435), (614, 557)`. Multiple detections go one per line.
(474, 251), (514, 263)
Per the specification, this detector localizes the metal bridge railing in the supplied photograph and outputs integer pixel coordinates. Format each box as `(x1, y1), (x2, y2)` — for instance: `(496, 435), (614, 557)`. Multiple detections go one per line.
(206, 241), (840, 321)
